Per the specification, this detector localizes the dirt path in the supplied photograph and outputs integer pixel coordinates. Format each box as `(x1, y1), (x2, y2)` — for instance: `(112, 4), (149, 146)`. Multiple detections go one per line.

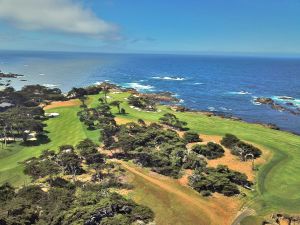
(231, 208), (256, 225)
(116, 160), (241, 225)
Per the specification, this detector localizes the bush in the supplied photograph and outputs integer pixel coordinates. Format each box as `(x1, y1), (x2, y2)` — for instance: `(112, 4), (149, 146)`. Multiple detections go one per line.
(200, 190), (212, 197)
(188, 165), (251, 196)
(232, 141), (262, 159)
(221, 134), (240, 148)
(0, 183), (15, 202)
(192, 142), (224, 159)
(183, 152), (207, 170)
(159, 113), (187, 130)
(130, 205), (154, 222)
(183, 131), (201, 143)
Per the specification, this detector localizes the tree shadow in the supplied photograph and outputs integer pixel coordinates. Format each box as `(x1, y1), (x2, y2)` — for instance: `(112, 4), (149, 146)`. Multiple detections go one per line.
(21, 134), (51, 146)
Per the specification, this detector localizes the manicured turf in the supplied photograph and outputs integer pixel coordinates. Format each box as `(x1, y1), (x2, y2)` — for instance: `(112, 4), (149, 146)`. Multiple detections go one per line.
(91, 92), (300, 215)
(0, 105), (99, 186)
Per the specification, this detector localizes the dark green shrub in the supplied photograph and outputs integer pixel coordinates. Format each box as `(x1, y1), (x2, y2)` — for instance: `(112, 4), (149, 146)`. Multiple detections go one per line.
(233, 141), (262, 159)
(192, 142), (224, 159)
(200, 190), (212, 197)
(221, 134), (240, 148)
(183, 131), (201, 143)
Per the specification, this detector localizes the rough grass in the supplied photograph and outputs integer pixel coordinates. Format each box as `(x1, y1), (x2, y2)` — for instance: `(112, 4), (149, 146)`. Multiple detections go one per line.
(122, 161), (240, 225)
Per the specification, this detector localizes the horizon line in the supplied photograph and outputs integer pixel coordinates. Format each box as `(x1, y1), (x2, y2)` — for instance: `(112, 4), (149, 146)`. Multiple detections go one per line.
(1, 48), (300, 59)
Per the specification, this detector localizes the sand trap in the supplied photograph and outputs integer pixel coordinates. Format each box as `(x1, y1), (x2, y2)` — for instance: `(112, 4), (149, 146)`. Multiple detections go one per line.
(44, 99), (80, 110)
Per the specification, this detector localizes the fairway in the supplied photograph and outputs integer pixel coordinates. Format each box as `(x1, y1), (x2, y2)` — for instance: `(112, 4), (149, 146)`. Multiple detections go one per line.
(0, 105), (99, 186)
(1, 92), (300, 223)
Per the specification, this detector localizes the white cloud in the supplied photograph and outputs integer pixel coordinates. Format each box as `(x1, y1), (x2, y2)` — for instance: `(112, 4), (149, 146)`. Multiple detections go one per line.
(0, 0), (118, 39)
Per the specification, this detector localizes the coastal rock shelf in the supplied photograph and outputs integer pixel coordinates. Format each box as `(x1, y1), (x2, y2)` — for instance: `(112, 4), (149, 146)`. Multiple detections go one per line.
(255, 97), (300, 116)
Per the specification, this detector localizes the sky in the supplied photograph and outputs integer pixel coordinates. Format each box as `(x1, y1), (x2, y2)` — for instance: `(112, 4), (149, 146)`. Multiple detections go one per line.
(0, 0), (300, 55)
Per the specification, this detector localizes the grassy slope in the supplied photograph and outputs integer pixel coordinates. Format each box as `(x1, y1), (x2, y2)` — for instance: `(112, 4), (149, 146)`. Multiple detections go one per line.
(0, 105), (99, 186)
(95, 92), (300, 215)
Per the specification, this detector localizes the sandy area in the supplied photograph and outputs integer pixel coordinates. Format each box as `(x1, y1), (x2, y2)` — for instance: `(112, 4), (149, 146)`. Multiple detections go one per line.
(201, 134), (269, 181)
(44, 99), (80, 110)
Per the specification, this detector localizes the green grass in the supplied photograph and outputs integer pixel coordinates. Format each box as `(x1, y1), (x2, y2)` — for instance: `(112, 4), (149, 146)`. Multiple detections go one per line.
(91, 92), (300, 215)
(1, 92), (300, 219)
(0, 105), (99, 186)
(240, 216), (264, 225)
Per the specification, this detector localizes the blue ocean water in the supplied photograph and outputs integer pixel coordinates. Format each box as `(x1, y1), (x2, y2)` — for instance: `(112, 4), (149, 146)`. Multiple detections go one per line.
(0, 50), (299, 134)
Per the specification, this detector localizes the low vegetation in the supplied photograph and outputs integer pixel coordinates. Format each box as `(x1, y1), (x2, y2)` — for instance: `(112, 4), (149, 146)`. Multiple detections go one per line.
(128, 95), (156, 111)
(159, 113), (188, 131)
(221, 134), (262, 160)
(183, 131), (202, 143)
(0, 138), (154, 225)
(189, 165), (251, 196)
(192, 142), (225, 159)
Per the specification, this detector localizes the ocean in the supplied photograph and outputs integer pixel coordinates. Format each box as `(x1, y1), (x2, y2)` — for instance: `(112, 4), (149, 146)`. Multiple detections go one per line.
(0, 50), (299, 134)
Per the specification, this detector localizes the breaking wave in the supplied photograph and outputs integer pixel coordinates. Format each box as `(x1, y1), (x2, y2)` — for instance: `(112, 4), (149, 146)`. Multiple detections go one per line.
(124, 82), (154, 91)
(152, 76), (186, 81)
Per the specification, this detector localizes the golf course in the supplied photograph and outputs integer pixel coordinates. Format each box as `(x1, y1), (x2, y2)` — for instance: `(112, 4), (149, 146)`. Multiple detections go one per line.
(0, 91), (300, 224)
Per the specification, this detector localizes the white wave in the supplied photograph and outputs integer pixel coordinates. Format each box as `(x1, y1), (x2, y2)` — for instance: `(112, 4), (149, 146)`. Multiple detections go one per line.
(251, 97), (262, 106)
(43, 84), (59, 88)
(152, 76), (186, 81)
(208, 106), (216, 111)
(194, 82), (204, 85)
(219, 107), (232, 111)
(39, 73), (45, 76)
(273, 96), (300, 107)
(125, 83), (154, 91)
(228, 91), (252, 95)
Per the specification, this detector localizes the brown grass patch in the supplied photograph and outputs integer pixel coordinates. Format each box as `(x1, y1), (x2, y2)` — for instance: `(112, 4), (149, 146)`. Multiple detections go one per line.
(44, 99), (80, 110)
(118, 160), (241, 225)
(115, 117), (134, 125)
(178, 169), (193, 186)
(200, 134), (269, 181)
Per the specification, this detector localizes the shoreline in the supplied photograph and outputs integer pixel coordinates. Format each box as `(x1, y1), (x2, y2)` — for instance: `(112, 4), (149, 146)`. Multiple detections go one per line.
(53, 81), (299, 136)
(96, 82), (300, 136)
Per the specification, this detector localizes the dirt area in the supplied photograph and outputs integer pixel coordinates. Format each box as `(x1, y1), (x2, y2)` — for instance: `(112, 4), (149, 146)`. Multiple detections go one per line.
(198, 134), (269, 181)
(43, 99), (80, 110)
(115, 117), (134, 125)
(178, 169), (193, 186)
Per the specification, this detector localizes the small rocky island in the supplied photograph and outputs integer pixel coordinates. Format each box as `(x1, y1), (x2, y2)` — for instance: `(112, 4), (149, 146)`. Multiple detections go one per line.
(255, 97), (300, 115)
(0, 70), (24, 78)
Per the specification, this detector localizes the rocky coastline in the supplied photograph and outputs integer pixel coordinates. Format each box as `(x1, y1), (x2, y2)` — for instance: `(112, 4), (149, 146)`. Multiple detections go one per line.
(255, 97), (300, 116)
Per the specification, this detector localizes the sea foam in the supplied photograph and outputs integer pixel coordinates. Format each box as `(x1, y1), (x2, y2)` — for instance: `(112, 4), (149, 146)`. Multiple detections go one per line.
(43, 84), (59, 88)
(228, 91), (252, 95)
(124, 82), (154, 91)
(152, 76), (185, 81)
